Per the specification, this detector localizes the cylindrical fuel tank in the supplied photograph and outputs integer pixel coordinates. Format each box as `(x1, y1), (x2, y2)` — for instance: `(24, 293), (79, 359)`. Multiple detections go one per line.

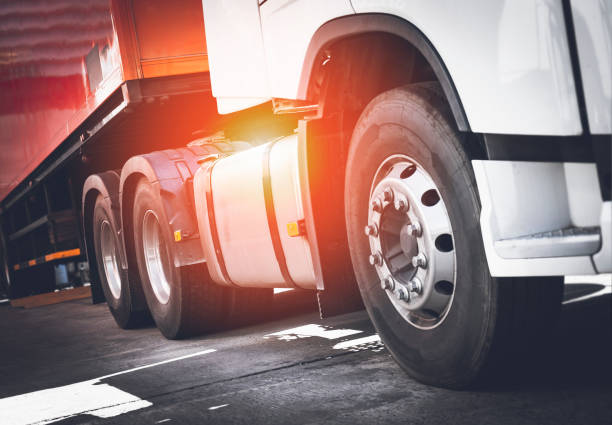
(193, 135), (317, 289)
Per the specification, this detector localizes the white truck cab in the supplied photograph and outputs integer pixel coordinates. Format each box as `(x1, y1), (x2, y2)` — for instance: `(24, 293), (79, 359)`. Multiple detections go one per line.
(198, 0), (611, 387)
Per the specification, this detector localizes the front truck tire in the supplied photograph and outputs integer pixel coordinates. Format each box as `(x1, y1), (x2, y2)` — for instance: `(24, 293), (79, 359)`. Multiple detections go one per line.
(131, 177), (233, 339)
(92, 194), (149, 328)
(345, 82), (563, 388)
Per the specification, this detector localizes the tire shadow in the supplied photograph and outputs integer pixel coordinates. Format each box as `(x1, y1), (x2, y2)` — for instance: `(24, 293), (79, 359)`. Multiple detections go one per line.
(491, 284), (611, 391)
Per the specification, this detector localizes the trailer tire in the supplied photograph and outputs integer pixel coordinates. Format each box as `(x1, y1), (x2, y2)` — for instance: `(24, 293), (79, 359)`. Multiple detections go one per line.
(92, 194), (149, 328)
(132, 178), (231, 339)
(344, 82), (563, 388)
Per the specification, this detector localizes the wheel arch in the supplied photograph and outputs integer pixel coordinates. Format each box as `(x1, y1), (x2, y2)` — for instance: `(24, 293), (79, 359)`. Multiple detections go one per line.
(119, 157), (158, 245)
(119, 148), (212, 271)
(298, 13), (470, 132)
(294, 14), (478, 316)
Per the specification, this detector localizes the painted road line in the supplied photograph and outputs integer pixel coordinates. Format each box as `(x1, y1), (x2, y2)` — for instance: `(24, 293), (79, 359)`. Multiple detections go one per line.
(208, 404), (230, 410)
(333, 335), (381, 350)
(99, 348), (217, 379)
(0, 349), (216, 425)
(0, 380), (152, 425)
(273, 288), (293, 294)
(264, 324), (362, 341)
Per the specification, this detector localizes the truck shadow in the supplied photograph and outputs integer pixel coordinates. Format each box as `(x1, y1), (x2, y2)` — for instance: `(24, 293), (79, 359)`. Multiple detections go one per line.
(137, 282), (612, 390)
(490, 284), (611, 391)
(237, 282), (612, 392)
(221, 288), (320, 331)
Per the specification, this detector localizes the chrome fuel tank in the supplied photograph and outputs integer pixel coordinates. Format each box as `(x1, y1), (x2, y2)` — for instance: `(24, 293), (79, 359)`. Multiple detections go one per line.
(194, 135), (317, 289)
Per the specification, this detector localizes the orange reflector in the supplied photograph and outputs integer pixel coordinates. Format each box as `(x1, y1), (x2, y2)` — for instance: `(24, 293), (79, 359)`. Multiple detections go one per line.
(12, 248), (81, 272)
(45, 248), (81, 262)
(287, 220), (306, 237)
(174, 230), (182, 242)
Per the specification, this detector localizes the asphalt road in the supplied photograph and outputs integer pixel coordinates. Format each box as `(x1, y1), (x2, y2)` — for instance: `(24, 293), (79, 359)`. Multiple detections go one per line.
(0, 279), (610, 425)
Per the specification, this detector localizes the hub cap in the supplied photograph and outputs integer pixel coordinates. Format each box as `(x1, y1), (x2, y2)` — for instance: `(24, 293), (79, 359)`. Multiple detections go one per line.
(366, 155), (456, 329)
(142, 210), (172, 304)
(100, 220), (121, 299)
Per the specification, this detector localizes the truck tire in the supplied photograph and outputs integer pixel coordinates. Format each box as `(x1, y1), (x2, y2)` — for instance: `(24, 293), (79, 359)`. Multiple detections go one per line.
(344, 82), (563, 388)
(132, 177), (232, 339)
(92, 194), (149, 328)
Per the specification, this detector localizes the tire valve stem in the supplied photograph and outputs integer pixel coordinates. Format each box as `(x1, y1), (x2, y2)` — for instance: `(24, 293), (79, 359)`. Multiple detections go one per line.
(368, 252), (383, 267)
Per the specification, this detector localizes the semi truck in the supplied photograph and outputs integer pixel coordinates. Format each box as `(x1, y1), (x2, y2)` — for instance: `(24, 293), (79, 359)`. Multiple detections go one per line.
(0, 0), (610, 388)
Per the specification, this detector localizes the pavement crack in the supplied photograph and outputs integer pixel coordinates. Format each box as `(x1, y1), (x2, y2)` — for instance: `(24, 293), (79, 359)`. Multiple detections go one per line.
(139, 350), (360, 403)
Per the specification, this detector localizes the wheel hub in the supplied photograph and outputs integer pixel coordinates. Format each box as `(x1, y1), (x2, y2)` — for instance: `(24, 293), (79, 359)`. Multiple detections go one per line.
(100, 220), (121, 299)
(142, 210), (172, 305)
(366, 155), (456, 329)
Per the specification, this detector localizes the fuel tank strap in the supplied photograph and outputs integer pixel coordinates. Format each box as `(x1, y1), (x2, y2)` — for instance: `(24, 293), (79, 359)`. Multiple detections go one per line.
(262, 141), (299, 288)
(203, 161), (239, 288)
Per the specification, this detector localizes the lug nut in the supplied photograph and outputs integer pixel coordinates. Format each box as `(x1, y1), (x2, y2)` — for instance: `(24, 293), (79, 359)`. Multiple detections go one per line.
(408, 277), (423, 294)
(381, 276), (394, 291)
(364, 223), (379, 237)
(368, 252), (383, 267)
(371, 198), (383, 213)
(394, 196), (409, 213)
(407, 222), (422, 237)
(411, 253), (427, 269)
(394, 285), (410, 302)
(383, 188), (394, 202)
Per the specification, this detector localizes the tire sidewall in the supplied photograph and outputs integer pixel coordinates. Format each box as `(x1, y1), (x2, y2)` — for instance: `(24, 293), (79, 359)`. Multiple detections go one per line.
(345, 86), (495, 387)
(132, 179), (184, 338)
(92, 195), (134, 328)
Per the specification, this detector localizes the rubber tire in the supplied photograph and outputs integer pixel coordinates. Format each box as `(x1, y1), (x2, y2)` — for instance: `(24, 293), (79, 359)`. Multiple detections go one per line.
(344, 82), (563, 389)
(132, 177), (232, 339)
(92, 194), (149, 328)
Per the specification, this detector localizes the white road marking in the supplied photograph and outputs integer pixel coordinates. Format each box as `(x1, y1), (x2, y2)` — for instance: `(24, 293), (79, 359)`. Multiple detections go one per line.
(563, 286), (612, 304)
(264, 324), (362, 341)
(333, 335), (381, 350)
(564, 274), (612, 304)
(0, 381), (152, 425)
(208, 404), (229, 410)
(273, 288), (293, 294)
(0, 349), (216, 425)
(99, 349), (216, 379)
(85, 397), (152, 419)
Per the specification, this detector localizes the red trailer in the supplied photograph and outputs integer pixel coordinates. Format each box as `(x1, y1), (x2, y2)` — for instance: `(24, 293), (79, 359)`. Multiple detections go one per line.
(0, 0), (219, 298)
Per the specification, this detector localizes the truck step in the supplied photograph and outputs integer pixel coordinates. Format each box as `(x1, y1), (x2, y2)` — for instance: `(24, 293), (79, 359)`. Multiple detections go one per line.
(495, 226), (601, 259)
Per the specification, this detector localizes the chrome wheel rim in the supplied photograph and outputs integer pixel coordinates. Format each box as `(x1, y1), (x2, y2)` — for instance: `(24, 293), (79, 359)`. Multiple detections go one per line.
(100, 220), (122, 299)
(142, 210), (172, 305)
(366, 154), (456, 329)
